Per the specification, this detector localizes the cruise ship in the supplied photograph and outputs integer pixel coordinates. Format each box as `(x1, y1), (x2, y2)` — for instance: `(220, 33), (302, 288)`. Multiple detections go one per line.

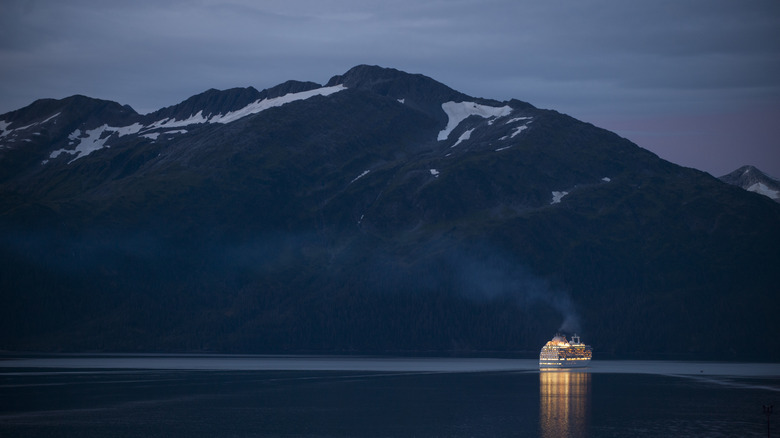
(539, 333), (592, 368)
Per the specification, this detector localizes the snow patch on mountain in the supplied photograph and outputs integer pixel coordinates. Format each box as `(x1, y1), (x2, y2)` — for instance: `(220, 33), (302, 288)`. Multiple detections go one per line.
(38, 112), (61, 125)
(49, 123), (145, 163)
(0, 121), (12, 144)
(145, 112), (209, 131)
(140, 85), (347, 131)
(551, 191), (568, 204)
(747, 182), (780, 200)
(506, 116), (532, 124)
(142, 129), (188, 141)
(350, 170), (370, 184)
(498, 118), (532, 141)
(11, 113), (61, 133)
(113, 123), (144, 136)
(1, 113), (61, 142)
(215, 85), (347, 124)
(451, 128), (474, 148)
(508, 124), (529, 138)
(438, 101), (512, 141)
(50, 125), (113, 163)
(44, 86), (348, 165)
(218, 85), (347, 125)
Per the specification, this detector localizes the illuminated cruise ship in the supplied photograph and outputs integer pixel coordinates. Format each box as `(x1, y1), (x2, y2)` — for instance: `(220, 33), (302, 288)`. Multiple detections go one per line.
(539, 333), (592, 368)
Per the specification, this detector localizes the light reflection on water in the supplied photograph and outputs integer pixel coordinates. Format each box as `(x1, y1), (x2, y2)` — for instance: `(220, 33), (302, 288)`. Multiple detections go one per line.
(539, 369), (591, 438)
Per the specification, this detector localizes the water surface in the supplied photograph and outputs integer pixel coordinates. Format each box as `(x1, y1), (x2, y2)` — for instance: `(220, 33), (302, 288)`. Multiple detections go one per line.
(1, 355), (778, 437)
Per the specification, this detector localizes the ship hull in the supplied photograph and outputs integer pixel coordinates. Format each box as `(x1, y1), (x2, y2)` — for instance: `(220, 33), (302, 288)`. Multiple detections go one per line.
(539, 358), (591, 369)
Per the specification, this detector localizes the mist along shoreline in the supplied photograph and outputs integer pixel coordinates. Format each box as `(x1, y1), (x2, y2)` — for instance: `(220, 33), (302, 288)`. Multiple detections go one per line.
(0, 354), (778, 379)
(0, 348), (770, 362)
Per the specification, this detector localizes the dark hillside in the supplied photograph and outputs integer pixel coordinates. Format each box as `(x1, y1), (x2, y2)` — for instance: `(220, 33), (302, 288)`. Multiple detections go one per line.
(1, 66), (778, 360)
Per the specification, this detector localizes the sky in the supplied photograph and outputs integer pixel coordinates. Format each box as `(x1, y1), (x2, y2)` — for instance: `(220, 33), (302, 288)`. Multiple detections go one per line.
(1, 0), (779, 177)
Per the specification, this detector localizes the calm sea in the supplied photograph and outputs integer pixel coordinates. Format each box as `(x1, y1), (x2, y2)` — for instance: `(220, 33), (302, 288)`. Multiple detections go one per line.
(1, 356), (778, 437)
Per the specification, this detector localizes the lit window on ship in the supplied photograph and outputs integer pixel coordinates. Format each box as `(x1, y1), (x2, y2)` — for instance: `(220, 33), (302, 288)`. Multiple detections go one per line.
(539, 334), (592, 368)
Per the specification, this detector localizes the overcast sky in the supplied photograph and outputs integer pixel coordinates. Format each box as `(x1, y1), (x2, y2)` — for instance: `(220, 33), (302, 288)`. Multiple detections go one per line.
(1, 0), (779, 177)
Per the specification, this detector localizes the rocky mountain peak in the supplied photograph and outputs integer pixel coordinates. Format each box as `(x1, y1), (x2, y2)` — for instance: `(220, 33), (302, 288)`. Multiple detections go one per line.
(719, 165), (780, 202)
(326, 65), (474, 123)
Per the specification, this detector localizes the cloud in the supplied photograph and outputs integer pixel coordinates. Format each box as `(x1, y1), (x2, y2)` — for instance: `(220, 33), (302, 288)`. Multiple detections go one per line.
(1, 0), (779, 175)
(4, 1), (779, 106)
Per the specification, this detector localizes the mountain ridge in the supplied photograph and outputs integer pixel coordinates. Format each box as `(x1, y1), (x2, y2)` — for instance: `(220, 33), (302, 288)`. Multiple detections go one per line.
(1, 65), (778, 359)
(719, 165), (780, 202)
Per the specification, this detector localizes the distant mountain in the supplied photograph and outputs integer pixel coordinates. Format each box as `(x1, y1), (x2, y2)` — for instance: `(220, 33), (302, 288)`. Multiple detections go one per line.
(1, 65), (779, 360)
(719, 165), (780, 202)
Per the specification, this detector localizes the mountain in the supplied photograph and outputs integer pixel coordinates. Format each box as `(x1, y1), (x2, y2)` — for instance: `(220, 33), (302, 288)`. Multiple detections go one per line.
(719, 165), (780, 202)
(1, 65), (779, 360)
